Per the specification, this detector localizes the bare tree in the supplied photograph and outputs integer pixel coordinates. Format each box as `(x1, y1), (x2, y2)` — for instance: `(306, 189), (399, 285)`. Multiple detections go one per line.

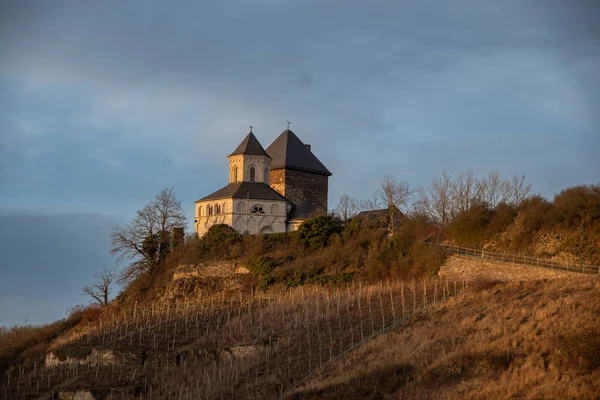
(334, 194), (358, 223)
(507, 173), (532, 206)
(479, 171), (510, 208)
(356, 194), (382, 212)
(111, 187), (187, 282)
(452, 170), (482, 213)
(416, 171), (454, 226)
(82, 267), (117, 306)
(377, 174), (414, 234)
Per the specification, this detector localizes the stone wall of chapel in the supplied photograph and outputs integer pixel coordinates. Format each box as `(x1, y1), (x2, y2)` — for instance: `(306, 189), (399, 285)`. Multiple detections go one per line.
(195, 198), (288, 237)
(228, 155), (272, 184)
(194, 198), (234, 237)
(270, 169), (328, 211)
(270, 169), (286, 198)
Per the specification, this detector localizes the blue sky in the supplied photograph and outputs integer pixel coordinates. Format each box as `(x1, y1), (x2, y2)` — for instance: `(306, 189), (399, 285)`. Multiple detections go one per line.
(0, 0), (598, 326)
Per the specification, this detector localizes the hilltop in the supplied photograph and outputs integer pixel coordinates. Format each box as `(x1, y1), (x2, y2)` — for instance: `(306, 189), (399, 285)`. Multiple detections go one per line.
(0, 182), (598, 399)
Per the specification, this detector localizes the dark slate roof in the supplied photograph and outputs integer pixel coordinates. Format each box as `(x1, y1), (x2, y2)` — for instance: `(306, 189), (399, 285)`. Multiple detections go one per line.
(287, 200), (316, 221)
(197, 182), (287, 202)
(266, 130), (331, 176)
(229, 132), (271, 158)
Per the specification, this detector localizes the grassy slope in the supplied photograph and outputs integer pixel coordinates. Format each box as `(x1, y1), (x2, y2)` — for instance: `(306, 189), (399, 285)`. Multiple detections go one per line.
(292, 276), (600, 400)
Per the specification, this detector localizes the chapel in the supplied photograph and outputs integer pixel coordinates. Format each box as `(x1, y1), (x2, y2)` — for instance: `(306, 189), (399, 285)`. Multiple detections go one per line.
(194, 127), (331, 237)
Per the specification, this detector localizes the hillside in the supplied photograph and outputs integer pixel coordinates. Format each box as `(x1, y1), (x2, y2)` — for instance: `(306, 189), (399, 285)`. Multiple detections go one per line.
(291, 276), (600, 399)
(1, 182), (599, 399)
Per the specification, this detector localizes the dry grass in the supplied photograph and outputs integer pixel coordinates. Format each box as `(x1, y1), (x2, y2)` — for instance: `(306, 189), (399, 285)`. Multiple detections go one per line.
(292, 277), (600, 400)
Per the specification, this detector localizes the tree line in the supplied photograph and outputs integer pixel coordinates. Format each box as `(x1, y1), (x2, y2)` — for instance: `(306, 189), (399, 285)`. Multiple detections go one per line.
(334, 170), (532, 231)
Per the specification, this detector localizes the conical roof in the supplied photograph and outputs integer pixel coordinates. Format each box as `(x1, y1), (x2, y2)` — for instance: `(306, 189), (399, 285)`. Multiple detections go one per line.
(229, 131), (271, 158)
(265, 130), (331, 176)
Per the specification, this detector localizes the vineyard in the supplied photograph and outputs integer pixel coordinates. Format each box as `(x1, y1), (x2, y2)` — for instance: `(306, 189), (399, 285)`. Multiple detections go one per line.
(1, 278), (464, 399)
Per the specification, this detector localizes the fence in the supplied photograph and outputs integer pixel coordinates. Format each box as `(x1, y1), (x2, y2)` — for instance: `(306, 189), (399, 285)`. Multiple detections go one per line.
(425, 242), (600, 275)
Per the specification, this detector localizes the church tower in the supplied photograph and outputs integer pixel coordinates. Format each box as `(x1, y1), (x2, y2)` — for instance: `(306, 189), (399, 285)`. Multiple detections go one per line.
(228, 129), (272, 184)
(266, 129), (332, 212)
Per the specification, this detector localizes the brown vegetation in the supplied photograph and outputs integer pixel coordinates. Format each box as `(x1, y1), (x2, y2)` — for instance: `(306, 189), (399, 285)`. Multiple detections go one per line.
(292, 277), (600, 399)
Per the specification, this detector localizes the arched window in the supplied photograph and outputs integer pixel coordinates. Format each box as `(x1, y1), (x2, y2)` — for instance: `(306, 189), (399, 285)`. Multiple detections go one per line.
(251, 205), (265, 214)
(215, 204), (221, 214)
(233, 166), (238, 182)
(207, 205), (213, 215)
(198, 206), (203, 217)
(237, 202), (246, 213)
(270, 204), (279, 214)
(249, 167), (256, 182)
(264, 167), (270, 183)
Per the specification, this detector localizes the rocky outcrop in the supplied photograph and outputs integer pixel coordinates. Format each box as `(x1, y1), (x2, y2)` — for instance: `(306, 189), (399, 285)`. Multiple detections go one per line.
(45, 348), (137, 368)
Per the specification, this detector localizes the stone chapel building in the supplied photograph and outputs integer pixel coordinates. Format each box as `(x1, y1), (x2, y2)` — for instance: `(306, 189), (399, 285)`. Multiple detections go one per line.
(194, 128), (331, 237)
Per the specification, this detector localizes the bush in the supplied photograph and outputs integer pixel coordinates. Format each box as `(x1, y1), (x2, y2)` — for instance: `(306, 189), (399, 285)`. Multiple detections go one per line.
(554, 185), (600, 227)
(446, 203), (493, 247)
(297, 215), (343, 249)
(52, 345), (92, 361)
(244, 256), (279, 277)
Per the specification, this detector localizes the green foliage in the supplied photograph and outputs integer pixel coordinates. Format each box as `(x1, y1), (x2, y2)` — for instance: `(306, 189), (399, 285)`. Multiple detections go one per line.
(52, 345), (92, 361)
(297, 215), (343, 249)
(280, 268), (354, 288)
(257, 276), (276, 292)
(203, 224), (243, 247)
(244, 256), (279, 277)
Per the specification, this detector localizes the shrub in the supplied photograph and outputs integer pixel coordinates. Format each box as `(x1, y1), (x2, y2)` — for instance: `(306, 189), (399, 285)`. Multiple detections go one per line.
(52, 345), (92, 361)
(486, 202), (517, 235)
(554, 184), (600, 227)
(517, 195), (554, 235)
(256, 276), (276, 292)
(244, 256), (279, 277)
(297, 215), (343, 249)
(446, 203), (493, 247)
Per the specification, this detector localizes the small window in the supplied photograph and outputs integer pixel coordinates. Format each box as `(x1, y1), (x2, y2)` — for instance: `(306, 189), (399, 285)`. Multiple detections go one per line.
(198, 206), (203, 216)
(215, 204), (221, 214)
(270, 204), (278, 214)
(233, 166), (238, 182)
(249, 167), (256, 182)
(251, 206), (265, 214)
(207, 205), (213, 215)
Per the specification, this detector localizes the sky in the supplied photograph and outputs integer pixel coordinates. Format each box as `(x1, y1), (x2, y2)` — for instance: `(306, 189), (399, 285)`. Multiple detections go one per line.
(0, 0), (598, 326)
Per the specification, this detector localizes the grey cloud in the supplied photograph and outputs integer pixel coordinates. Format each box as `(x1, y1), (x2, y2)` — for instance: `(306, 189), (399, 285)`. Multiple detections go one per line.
(0, 211), (121, 326)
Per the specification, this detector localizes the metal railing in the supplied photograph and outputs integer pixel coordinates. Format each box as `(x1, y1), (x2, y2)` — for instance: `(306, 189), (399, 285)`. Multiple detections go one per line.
(424, 242), (600, 275)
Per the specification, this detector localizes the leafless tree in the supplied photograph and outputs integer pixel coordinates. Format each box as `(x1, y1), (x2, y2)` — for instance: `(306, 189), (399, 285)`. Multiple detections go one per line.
(479, 171), (510, 208)
(334, 194), (358, 223)
(356, 194), (382, 213)
(82, 267), (117, 306)
(452, 170), (482, 213)
(416, 171), (454, 226)
(111, 187), (187, 282)
(377, 174), (414, 234)
(507, 174), (532, 206)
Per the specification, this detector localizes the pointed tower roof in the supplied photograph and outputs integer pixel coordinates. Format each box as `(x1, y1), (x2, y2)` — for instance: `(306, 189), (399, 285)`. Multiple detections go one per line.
(229, 131), (271, 158)
(266, 130), (331, 176)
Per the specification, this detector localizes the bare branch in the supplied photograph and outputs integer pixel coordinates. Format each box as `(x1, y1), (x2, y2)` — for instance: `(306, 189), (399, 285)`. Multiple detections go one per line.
(82, 266), (117, 306)
(110, 187), (187, 282)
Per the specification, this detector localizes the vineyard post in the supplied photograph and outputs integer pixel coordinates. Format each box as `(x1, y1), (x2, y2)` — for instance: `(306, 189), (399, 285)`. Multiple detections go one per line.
(378, 285), (385, 330)
(412, 280), (416, 313)
(401, 281), (406, 321)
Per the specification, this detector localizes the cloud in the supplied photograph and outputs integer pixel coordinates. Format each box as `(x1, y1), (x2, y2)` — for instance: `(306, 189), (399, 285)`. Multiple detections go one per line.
(0, 211), (121, 326)
(0, 0), (598, 324)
